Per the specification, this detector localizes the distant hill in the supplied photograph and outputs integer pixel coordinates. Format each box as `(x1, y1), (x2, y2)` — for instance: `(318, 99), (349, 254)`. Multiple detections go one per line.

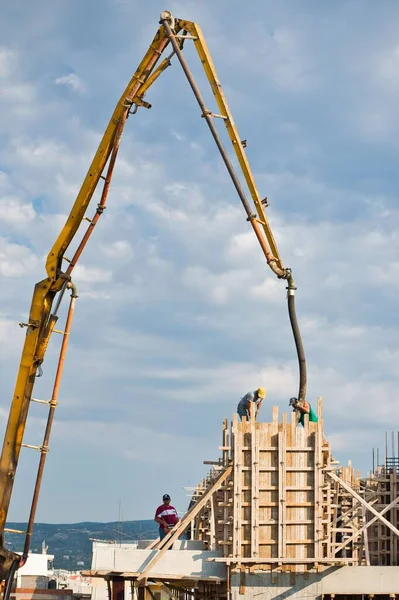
(5, 521), (158, 570)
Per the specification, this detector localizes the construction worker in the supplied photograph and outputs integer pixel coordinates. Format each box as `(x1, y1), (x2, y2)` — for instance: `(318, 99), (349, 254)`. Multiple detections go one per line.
(289, 397), (318, 426)
(154, 494), (179, 540)
(237, 387), (266, 421)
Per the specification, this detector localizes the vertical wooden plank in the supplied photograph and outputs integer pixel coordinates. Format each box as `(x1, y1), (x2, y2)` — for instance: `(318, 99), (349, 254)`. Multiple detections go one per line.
(233, 417), (242, 558)
(324, 434), (333, 560)
(289, 407), (297, 568)
(239, 567), (246, 595)
(391, 468), (397, 565)
(251, 419), (259, 557)
(220, 418), (228, 556)
(297, 415), (313, 568)
(232, 413), (238, 558)
(317, 397), (323, 426)
(222, 418), (228, 466)
(278, 429), (287, 559)
(271, 412), (279, 560)
(314, 403), (323, 561)
(210, 492), (217, 551)
(362, 504), (370, 566)
(243, 416), (251, 557)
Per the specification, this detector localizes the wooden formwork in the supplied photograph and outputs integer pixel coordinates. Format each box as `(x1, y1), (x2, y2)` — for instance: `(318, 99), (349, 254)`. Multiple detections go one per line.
(365, 464), (399, 565)
(189, 398), (382, 571)
(229, 400), (329, 565)
(134, 401), (399, 586)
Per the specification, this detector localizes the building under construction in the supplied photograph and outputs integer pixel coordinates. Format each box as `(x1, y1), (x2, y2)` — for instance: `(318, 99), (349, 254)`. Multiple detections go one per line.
(85, 400), (399, 599)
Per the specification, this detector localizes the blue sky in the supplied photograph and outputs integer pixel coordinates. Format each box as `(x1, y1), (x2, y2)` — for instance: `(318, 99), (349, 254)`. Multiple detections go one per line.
(1, 0), (399, 523)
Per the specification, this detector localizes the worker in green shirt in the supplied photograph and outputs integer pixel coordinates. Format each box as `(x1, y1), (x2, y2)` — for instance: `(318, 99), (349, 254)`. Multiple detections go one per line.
(289, 397), (318, 426)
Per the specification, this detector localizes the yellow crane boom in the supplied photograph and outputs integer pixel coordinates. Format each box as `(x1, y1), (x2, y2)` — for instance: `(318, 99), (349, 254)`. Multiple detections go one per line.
(0, 11), (306, 588)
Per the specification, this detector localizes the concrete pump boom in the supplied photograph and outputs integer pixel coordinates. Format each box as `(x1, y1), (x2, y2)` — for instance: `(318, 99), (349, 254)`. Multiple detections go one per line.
(0, 10), (307, 591)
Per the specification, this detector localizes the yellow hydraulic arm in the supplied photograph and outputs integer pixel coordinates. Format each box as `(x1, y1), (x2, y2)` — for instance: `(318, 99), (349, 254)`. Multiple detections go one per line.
(0, 10), (306, 590)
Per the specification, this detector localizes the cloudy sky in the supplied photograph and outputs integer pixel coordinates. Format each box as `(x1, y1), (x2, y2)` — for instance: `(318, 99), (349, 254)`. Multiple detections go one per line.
(1, 0), (399, 524)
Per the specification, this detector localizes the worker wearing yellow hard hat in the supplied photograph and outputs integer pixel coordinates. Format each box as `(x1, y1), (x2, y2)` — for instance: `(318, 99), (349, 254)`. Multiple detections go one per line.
(237, 387), (266, 421)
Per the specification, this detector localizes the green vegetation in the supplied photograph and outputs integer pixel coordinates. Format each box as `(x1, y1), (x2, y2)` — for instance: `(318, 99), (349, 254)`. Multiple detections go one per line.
(6, 521), (158, 570)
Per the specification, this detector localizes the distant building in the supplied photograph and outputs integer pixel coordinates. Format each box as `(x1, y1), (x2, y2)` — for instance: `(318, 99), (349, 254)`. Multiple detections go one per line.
(10, 552), (91, 600)
(16, 552), (54, 590)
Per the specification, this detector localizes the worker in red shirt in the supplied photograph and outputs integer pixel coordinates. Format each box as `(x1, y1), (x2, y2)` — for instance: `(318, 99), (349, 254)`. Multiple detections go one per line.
(154, 494), (179, 540)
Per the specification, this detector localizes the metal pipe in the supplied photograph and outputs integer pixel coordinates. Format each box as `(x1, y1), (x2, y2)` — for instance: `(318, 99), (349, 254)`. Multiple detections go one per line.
(160, 14), (255, 221)
(2, 558), (18, 600)
(287, 291), (307, 402)
(160, 12), (308, 402)
(0, 25), (172, 583)
(22, 282), (78, 561)
(386, 431), (388, 468)
(52, 281), (68, 317)
(161, 13), (287, 280)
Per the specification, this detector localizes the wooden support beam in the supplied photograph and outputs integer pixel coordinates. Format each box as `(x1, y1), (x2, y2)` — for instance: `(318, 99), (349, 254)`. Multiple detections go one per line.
(391, 467), (398, 565)
(159, 582), (177, 600)
(111, 576), (125, 600)
(329, 471), (399, 542)
(334, 494), (399, 555)
(136, 466), (232, 582)
(338, 498), (377, 529)
(146, 588), (158, 600)
(207, 557), (355, 564)
(239, 567), (246, 595)
(210, 491), (217, 551)
(362, 505), (370, 566)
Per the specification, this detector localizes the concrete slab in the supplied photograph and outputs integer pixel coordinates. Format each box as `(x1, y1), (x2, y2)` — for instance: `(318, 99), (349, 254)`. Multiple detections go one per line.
(322, 566), (399, 594)
(92, 547), (225, 581)
(230, 566), (399, 599)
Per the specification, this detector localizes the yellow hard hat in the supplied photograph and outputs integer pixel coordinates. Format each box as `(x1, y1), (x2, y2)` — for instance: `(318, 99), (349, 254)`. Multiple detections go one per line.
(257, 387), (266, 399)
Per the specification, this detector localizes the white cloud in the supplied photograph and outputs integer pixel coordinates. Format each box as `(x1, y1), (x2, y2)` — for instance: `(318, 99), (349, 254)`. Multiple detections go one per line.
(54, 73), (85, 94)
(10, 137), (69, 167)
(0, 196), (36, 225)
(260, 26), (318, 91)
(1, 1), (399, 522)
(72, 264), (113, 284)
(250, 277), (281, 302)
(0, 315), (24, 358)
(102, 240), (133, 260)
(0, 48), (14, 78)
(0, 239), (39, 277)
(54, 418), (208, 467)
(183, 265), (250, 306)
(208, 21), (318, 93)
(0, 47), (37, 118)
(328, 429), (372, 453)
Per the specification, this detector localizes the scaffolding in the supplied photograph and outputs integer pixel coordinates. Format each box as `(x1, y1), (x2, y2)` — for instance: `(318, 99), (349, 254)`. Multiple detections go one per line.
(86, 403), (399, 599)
